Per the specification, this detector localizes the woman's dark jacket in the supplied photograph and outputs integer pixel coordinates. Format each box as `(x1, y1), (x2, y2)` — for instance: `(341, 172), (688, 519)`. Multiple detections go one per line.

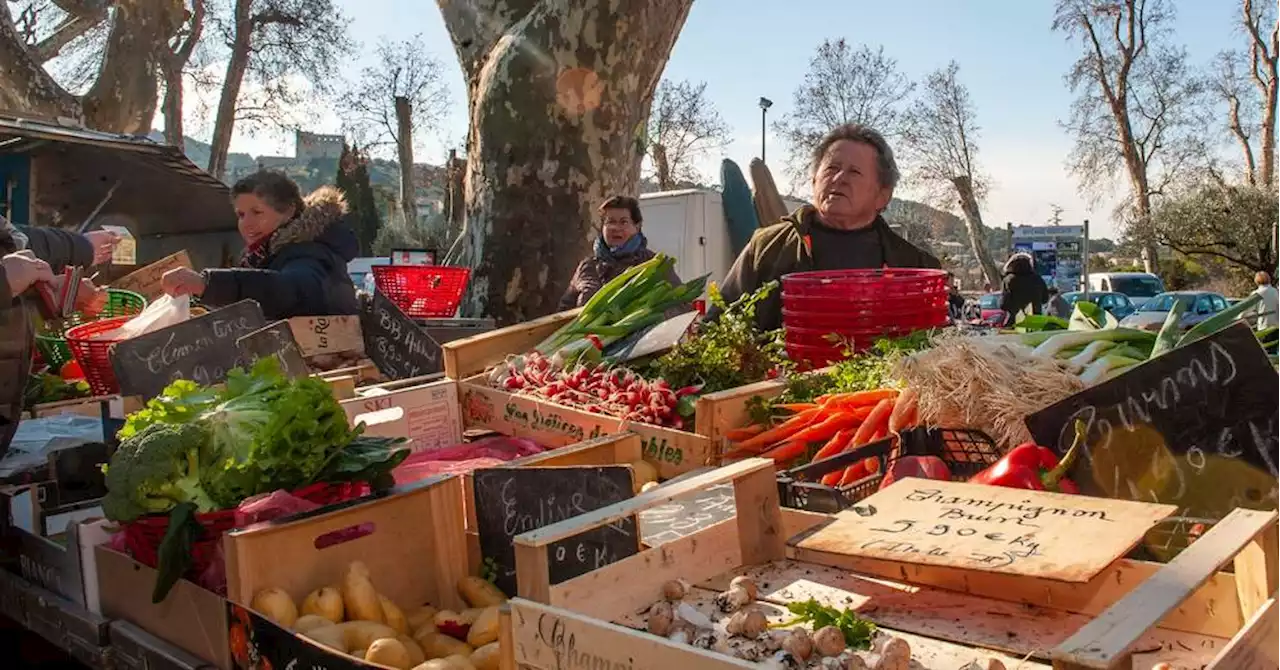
(202, 186), (360, 321)
(999, 254), (1049, 326)
(559, 234), (682, 311)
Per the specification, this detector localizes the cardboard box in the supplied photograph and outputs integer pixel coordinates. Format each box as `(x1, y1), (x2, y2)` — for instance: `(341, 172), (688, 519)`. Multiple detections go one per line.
(0, 567), (110, 666)
(110, 620), (218, 670)
(98, 473), (470, 669)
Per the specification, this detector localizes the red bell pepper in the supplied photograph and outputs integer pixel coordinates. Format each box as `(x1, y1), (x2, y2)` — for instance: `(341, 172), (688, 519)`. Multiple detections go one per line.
(969, 420), (1086, 493)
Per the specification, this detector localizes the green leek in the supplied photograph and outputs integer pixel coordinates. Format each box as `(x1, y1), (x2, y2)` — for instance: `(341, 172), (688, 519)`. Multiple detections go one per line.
(1080, 354), (1144, 386)
(1067, 340), (1116, 371)
(1032, 328), (1155, 359)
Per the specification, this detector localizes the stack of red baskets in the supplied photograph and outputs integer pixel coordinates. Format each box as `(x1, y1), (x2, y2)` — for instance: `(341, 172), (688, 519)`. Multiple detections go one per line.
(65, 315), (135, 395)
(782, 268), (950, 369)
(372, 265), (471, 318)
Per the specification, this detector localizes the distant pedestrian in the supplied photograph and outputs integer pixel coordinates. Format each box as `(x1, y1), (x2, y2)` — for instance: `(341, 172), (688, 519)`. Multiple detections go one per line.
(1046, 286), (1071, 319)
(1253, 271), (1278, 329)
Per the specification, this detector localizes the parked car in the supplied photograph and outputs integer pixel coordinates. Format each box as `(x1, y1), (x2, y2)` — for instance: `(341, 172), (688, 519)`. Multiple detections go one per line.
(1062, 291), (1136, 320)
(976, 292), (1002, 322)
(1089, 272), (1165, 309)
(1119, 291), (1231, 331)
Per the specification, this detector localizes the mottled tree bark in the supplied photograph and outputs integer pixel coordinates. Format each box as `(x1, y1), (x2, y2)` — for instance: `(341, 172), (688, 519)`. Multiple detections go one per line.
(395, 96), (418, 227)
(207, 0), (253, 180)
(437, 0), (693, 324)
(950, 176), (1000, 287)
(162, 0), (205, 150)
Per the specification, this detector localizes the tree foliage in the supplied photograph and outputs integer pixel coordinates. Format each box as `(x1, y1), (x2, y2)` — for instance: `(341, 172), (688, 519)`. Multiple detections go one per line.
(1150, 183), (1277, 274)
(900, 61), (1000, 285)
(774, 39), (914, 185)
(1210, 0), (1278, 188)
(338, 34), (450, 156)
(335, 142), (380, 256)
(644, 79), (730, 191)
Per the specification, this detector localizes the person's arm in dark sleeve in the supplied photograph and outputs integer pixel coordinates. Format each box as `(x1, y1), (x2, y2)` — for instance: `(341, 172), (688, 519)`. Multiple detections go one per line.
(202, 255), (331, 318)
(18, 226), (94, 272)
(558, 262), (585, 311)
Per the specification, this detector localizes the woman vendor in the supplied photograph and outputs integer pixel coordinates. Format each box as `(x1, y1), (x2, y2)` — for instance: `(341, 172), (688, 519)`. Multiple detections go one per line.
(559, 195), (682, 310)
(160, 170), (360, 320)
(713, 124), (940, 331)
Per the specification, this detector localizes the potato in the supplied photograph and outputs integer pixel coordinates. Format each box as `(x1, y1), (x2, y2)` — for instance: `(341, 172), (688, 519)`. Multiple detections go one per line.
(444, 654), (476, 670)
(398, 635), (426, 667)
(334, 620), (398, 652)
(433, 610), (471, 639)
(412, 661), (454, 670)
(412, 619), (438, 639)
(366, 638), (413, 670)
(407, 605), (440, 632)
(381, 595), (409, 634)
(302, 625), (347, 653)
(459, 608), (484, 625)
(456, 576), (507, 608)
(343, 562), (383, 623)
(301, 586), (344, 623)
(629, 460), (658, 492)
(415, 632), (473, 659)
(251, 587), (298, 628)
(469, 642), (500, 670)
(294, 614), (335, 634)
(351, 648), (367, 659)
(466, 607), (499, 648)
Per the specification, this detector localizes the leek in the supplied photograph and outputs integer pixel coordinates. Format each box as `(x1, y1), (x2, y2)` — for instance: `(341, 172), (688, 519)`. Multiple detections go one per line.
(1032, 328), (1155, 359)
(1149, 299), (1187, 359)
(1067, 340), (1116, 371)
(1177, 293), (1263, 348)
(1079, 354), (1144, 386)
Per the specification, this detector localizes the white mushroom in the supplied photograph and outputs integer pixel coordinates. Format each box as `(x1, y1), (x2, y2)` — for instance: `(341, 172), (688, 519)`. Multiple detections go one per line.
(713, 587), (753, 613)
(729, 575), (759, 601)
(725, 609), (768, 638)
(765, 650), (803, 670)
(646, 601), (674, 636)
(660, 579), (687, 602)
(869, 635), (910, 670)
(691, 629), (716, 649)
(781, 629), (814, 661)
(812, 625), (847, 657)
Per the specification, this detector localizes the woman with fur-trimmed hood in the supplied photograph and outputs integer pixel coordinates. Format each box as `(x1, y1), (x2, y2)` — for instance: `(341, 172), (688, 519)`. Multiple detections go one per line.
(161, 171), (360, 320)
(998, 252), (1049, 327)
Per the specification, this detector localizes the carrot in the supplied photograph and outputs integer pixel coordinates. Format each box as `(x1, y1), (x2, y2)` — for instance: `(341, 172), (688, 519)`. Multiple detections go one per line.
(786, 406), (873, 446)
(724, 424), (766, 442)
(839, 456), (882, 486)
(811, 428), (855, 463)
(775, 403), (818, 413)
(821, 388), (899, 409)
(761, 440), (807, 464)
(733, 407), (823, 452)
(887, 389), (919, 433)
(849, 397), (895, 447)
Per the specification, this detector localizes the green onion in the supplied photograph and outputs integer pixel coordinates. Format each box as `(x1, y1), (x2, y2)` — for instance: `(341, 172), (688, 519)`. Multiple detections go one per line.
(1032, 328), (1155, 359)
(1067, 340), (1116, 371)
(1080, 354), (1144, 386)
(1150, 299), (1188, 359)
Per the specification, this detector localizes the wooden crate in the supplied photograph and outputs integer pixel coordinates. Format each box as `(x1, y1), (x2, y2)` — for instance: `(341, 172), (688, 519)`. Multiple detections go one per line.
(442, 310), (781, 479)
(502, 460), (1279, 670)
(339, 374), (461, 447)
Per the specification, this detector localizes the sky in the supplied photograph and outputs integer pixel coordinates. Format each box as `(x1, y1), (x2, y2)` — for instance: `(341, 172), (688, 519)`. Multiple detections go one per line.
(194, 0), (1251, 241)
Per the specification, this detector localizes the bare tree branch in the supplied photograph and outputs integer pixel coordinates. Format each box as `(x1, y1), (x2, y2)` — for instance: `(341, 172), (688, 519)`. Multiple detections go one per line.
(645, 79), (730, 190)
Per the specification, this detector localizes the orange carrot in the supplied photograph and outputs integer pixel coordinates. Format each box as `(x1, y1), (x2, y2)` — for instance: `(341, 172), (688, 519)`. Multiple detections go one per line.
(775, 402), (818, 413)
(821, 388), (899, 409)
(849, 397), (895, 447)
(811, 428), (855, 463)
(725, 424), (766, 442)
(786, 406), (873, 446)
(733, 408), (823, 452)
(839, 456), (882, 486)
(888, 388), (919, 433)
(761, 439), (807, 464)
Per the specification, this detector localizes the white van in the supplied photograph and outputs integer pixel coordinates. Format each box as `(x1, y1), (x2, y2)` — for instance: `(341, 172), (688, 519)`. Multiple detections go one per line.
(1088, 272), (1165, 308)
(348, 256), (390, 293)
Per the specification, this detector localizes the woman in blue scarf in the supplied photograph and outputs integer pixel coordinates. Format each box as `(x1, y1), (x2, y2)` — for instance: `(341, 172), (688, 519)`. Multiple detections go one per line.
(559, 195), (681, 310)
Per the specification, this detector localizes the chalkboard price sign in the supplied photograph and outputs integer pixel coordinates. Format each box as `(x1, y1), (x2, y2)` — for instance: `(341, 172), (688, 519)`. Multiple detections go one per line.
(639, 483), (737, 546)
(359, 291), (442, 380)
(237, 320), (309, 379)
(111, 300), (266, 398)
(472, 465), (638, 596)
(1025, 323), (1278, 557)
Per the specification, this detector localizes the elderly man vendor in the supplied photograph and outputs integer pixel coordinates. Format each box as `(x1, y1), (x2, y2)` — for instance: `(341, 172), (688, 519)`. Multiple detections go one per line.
(715, 123), (940, 330)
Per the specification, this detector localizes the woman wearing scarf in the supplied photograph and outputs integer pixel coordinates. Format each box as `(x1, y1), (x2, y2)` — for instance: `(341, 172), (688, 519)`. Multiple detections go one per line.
(559, 195), (681, 310)
(160, 170), (359, 320)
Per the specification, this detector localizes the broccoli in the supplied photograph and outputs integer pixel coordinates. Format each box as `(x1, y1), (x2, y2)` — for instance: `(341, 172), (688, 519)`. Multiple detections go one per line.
(101, 422), (220, 522)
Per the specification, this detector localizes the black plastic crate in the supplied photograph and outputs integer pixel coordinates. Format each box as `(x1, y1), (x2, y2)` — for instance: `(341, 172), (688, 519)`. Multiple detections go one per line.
(776, 426), (1001, 513)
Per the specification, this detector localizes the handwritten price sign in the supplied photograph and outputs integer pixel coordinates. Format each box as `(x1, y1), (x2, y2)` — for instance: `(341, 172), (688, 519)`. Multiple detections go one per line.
(795, 478), (1174, 582)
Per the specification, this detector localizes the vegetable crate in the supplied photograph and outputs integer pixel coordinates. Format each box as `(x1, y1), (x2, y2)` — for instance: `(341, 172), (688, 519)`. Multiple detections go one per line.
(442, 309), (773, 480)
(97, 473), (474, 669)
(501, 459), (1279, 670)
(776, 427), (1001, 513)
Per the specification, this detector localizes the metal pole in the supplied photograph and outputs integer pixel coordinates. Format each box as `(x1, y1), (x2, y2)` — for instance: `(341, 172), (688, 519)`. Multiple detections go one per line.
(760, 107), (767, 162)
(1082, 219), (1090, 301)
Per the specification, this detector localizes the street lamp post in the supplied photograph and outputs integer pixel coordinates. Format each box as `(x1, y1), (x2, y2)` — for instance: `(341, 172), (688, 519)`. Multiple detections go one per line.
(758, 97), (773, 162)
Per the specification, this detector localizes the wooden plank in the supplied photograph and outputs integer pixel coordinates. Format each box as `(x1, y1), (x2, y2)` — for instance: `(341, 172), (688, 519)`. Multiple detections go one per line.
(287, 315), (364, 357)
(732, 462), (785, 566)
(441, 308), (579, 379)
(508, 598), (757, 670)
(512, 432), (643, 469)
(703, 561), (1225, 667)
(620, 419), (716, 479)
(514, 459), (775, 548)
(1234, 519), (1279, 621)
(693, 377), (785, 447)
(795, 477), (1175, 583)
(325, 374), (357, 401)
(29, 395), (116, 419)
(1208, 595), (1278, 670)
(1051, 508), (1277, 669)
(315, 362), (381, 384)
(109, 250), (192, 301)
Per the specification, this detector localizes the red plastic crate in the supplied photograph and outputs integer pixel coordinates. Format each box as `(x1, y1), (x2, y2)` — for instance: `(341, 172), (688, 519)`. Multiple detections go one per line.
(372, 266), (471, 318)
(65, 316), (133, 396)
(783, 307), (949, 333)
(781, 268), (949, 299)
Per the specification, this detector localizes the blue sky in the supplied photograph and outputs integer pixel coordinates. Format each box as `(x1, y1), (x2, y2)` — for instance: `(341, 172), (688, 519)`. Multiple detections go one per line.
(213, 0), (1248, 240)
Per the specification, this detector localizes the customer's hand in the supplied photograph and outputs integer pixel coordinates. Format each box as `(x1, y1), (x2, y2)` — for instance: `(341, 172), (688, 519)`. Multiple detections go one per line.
(1, 251), (54, 295)
(74, 278), (109, 315)
(85, 230), (122, 265)
(161, 267), (206, 297)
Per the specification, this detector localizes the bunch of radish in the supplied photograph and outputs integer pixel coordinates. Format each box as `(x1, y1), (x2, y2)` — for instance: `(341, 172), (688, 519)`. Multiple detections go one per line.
(487, 351), (698, 428)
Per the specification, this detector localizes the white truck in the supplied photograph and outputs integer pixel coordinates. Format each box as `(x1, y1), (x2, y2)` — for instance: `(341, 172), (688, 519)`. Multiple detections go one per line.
(638, 189), (807, 284)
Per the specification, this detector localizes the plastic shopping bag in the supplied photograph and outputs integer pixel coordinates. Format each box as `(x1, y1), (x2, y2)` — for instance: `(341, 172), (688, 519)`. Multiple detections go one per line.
(105, 294), (191, 340)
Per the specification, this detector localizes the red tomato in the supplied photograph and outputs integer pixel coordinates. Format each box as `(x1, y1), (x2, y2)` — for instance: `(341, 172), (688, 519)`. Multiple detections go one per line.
(59, 360), (84, 380)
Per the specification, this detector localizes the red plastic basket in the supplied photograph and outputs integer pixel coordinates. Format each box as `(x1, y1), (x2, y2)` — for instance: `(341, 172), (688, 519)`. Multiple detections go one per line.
(373, 266), (471, 317)
(65, 316), (133, 396)
(120, 481), (367, 595)
(781, 268), (949, 299)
